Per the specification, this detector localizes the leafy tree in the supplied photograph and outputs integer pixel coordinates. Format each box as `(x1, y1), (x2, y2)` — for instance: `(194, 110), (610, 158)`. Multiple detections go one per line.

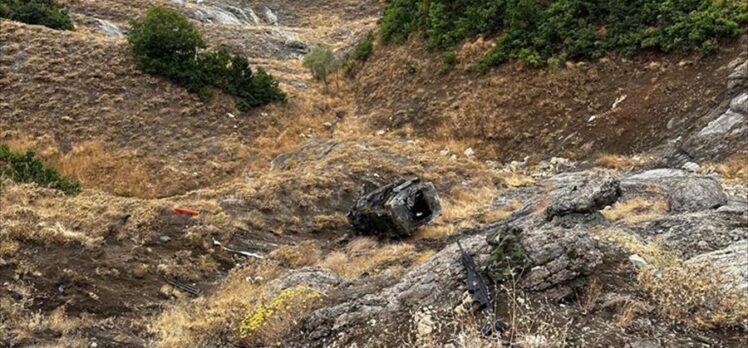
(303, 47), (340, 84)
(0, 0), (74, 30)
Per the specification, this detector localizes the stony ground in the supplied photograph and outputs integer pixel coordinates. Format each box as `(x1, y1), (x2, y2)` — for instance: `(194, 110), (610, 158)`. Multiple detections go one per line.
(1, 1), (747, 347)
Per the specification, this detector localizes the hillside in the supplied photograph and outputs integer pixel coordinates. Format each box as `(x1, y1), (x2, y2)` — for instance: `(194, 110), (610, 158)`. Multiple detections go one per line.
(1, 0), (747, 347)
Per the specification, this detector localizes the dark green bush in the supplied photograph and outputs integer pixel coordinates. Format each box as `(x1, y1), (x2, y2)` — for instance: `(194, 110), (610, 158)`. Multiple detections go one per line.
(129, 6), (285, 111)
(0, 0), (74, 30)
(380, 0), (748, 69)
(0, 144), (81, 195)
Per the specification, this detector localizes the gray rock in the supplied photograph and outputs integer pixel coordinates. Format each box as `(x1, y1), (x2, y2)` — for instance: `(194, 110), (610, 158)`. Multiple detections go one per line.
(267, 267), (341, 293)
(519, 225), (603, 291)
(730, 93), (748, 115)
(626, 169), (688, 181)
(728, 61), (747, 90)
(545, 176), (621, 220)
(697, 110), (745, 137)
(688, 240), (748, 290)
(716, 200), (748, 214)
(193, 7), (243, 25)
(264, 8), (278, 25)
(633, 211), (748, 257)
(627, 339), (661, 348)
(681, 162), (700, 172)
(95, 19), (123, 37)
(667, 177), (727, 212)
(285, 39), (309, 53)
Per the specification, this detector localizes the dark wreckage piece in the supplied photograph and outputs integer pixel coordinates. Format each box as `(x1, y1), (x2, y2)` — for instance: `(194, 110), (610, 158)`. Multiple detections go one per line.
(347, 178), (442, 238)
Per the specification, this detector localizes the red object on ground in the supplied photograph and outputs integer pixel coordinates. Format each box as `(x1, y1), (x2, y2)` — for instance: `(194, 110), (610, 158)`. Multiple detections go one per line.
(173, 208), (199, 216)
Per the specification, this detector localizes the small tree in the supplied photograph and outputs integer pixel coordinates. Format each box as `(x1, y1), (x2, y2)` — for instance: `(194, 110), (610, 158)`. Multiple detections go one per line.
(128, 6), (205, 84)
(303, 47), (340, 85)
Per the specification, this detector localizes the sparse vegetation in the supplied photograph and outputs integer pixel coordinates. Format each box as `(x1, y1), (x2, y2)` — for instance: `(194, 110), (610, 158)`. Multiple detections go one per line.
(343, 31), (375, 75)
(380, 0), (748, 69)
(0, 0), (74, 30)
(303, 46), (341, 84)
(0, 144), (81, 195)
(238, 286), (323, 344)
(128, 6), (286, 111)
(594, 228), (748, 330)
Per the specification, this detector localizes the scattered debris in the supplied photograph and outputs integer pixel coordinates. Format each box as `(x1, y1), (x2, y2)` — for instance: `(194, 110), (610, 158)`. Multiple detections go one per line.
(213, 239), (265, 259)
(347, 178), (442, 238)
(165, 278), (201, 297)
(173, 208), (199, 216)
(159, 235), (172, 243)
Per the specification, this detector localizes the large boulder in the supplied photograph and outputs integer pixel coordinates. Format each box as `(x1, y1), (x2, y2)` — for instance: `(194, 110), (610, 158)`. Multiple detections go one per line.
(667, 177), (727, 213)
(545, 174), (621, 220)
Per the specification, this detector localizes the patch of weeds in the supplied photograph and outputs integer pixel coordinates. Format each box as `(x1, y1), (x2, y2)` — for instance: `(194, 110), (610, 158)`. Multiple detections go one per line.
(0, 144), (81, 195)
(238, 286), (322, 344)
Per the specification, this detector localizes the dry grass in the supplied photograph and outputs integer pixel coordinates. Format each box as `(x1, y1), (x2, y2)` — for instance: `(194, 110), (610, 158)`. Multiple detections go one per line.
(638, 263), (748, 329)
(149, 261), (284, 348)
(578, 278), (602, 314)
(705, 155), (748, 182)
(318, 238), (433, 279)
(601, 198), (668, 225)
(594, 228), (748, 329)
(595, 154), (648, 170)
(268, 241), (322, 268)
(614, 300), (645, 328)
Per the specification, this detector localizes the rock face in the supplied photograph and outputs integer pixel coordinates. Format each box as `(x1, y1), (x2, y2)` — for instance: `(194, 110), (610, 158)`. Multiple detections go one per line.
(621, 169), (727, 213)
(667, 177), (727, 213)
(545, 174), (621, 220)
(688, 240), (748, 290)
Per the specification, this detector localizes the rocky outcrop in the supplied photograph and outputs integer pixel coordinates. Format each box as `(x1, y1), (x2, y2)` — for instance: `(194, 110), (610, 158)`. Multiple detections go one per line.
(545, 175), (621, 220)
(688, 240), (748, 290)
(632, 211), (748, 258)
(622, 169), (728, 212)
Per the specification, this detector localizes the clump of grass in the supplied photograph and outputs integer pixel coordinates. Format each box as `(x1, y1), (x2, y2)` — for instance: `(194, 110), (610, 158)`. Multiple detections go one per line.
(639, 262), (748, 329)
(594, 228), (748, 329)
(595, 153), (647, 170)
(0, 144), (81, 195)
(318, 238), (432, 279)
(601, 198), (667, 225)
(238, 286), (322, 344)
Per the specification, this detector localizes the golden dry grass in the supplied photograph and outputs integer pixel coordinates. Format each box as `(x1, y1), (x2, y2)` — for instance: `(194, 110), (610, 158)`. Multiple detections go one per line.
(595, 154), (649, 170)
(594, 228), (748, 329)
(705, 155), (748, 182)
(318, 238), (434, 279)
(601, 198), (668, 225)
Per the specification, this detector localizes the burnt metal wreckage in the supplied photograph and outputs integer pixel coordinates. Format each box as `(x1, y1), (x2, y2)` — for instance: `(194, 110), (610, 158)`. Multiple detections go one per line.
(347, 178), (442, 238)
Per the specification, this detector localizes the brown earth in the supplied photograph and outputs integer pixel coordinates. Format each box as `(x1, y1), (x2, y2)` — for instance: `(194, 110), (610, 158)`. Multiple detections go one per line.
(353, 34), (748, 161)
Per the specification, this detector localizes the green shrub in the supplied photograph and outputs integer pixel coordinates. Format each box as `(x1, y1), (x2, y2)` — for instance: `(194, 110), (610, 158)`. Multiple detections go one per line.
(0, 144), (81, 195)
(351, 31), (375, 62)
(442, 50), (457, 66)
(129, 6), (285, 111)
(380, 0), (748, 69)
(0, 0), (74, 30)
(303, 47), (340, 83)
(343, 31), (376, 77)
